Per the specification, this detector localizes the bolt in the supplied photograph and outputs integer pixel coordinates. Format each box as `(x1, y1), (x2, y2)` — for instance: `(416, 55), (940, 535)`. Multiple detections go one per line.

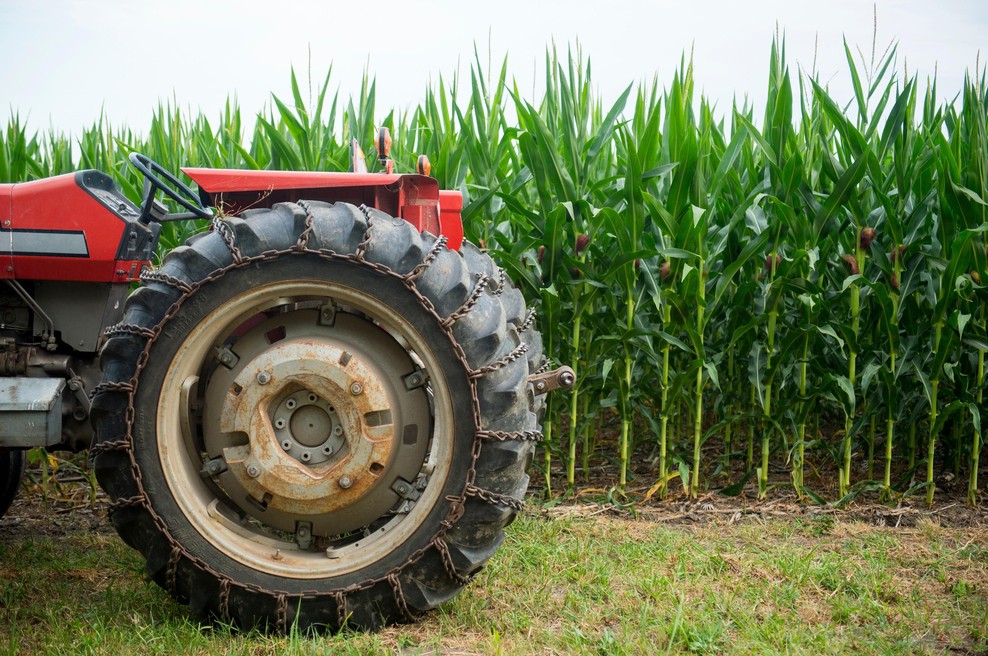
(333, 426), (343, 436)
(2, 220), (9, 227)
(247, 464), (260, 478)
(560, 372), (575, 387)
(339, 476), (352, 489)
(395, 483), (408, 495)
(350, 382), (363, 395)
(256, 371), (271, 385)
(535, 381), (547, 392)
(408, 374), (421, 386)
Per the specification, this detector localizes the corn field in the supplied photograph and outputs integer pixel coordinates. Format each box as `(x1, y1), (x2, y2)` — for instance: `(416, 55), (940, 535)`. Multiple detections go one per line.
(3, 39), (986, 506)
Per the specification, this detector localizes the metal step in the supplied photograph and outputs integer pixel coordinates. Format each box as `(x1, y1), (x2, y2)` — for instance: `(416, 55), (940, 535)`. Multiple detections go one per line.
(0, 377), (64, 447)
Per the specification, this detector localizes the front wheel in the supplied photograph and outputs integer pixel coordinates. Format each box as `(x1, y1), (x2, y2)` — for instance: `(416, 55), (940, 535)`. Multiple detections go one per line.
(0, 449), (25, 520)
(91, 201), (543, 632)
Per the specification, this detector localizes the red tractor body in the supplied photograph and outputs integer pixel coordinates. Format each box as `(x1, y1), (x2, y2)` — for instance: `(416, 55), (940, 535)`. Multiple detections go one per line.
(0, 168), (464, 286)
(184, 168), (464, 251)
(0, 171), (154, 283)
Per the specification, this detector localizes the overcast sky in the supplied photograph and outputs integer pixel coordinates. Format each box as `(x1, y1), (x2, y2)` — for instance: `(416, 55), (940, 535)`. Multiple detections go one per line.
(1, 0), (985, 137)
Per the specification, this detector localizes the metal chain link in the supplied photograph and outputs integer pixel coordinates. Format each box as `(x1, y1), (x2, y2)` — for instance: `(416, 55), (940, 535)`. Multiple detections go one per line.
(108, 495), (144, 510)
(103, 323), (156, 340)
(140, 269), (193, 293)
(333, 591), (347, 628)
(519, 308), (537, 332)
(211, 216), (243, 263)
(91, 216), (532, 627)
(491, 268), (506, 296)
(469, 343), (528, 378)
(88, 439), (131, 457)
(465, 484), (526, 511)
(166, 546), (182, 595)
(295, 200), (315, 251)
(354, 206), (374, 260)
(387, 573), (415, 622)
(441, 274), (488, 328)
(276, 593), (289, 634)
(405, 235), (448, 282)
(91, 380), (134, 396)
(434, 538), (470, 585)
(219, 578), (232, 623)
(477, 429), (543, 442)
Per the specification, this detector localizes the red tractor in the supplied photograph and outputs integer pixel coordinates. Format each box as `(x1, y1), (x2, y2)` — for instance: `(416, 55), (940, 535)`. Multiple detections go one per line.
(0, 144), (571, 631)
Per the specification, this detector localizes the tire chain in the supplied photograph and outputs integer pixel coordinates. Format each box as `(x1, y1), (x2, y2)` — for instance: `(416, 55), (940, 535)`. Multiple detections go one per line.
(95, 213), (543, 630)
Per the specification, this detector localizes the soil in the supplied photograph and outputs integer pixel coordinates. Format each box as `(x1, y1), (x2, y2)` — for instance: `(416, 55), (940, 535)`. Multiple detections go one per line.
(1, 455), (985, 543)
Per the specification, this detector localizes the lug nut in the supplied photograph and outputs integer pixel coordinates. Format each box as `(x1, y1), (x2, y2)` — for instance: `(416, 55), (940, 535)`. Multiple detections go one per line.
(350, 383), (363, 395)
(247, 464), (260, 478)
(339, 476), (353, 489)
(256, 371), (271, 385)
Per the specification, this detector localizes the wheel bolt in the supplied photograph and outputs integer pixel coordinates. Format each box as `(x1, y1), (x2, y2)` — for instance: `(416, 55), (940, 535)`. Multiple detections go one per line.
(256, 371), (271, 385)
(350, 382), (363, 396)
(339, 476), (352, 489)
(247, 464), (260, 478)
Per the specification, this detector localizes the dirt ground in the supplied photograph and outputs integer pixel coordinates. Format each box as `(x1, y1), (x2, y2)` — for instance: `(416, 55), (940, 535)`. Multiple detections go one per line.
(3, 463), (985, 542)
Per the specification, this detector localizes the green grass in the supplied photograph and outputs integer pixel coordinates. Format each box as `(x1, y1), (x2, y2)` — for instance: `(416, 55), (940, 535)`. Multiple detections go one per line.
(1, 507), (985, 655)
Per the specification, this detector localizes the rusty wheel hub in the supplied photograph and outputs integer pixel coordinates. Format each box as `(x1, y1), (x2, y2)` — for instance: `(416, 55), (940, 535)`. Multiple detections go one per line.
(215, 333), (401, 516)
(158, 280), (453, 578)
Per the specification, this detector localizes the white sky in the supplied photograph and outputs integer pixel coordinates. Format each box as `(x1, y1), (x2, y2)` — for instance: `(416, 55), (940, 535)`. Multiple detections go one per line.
(0, 0), (985, 137)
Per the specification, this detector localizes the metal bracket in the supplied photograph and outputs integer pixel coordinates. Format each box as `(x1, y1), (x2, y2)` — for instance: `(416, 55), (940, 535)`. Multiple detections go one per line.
(199, 456), (228, 478)
(214, 345), (240, 369)
(318, 302), (337, 327)
(529, 366), (575, 395)
(66, 375), (92, 419)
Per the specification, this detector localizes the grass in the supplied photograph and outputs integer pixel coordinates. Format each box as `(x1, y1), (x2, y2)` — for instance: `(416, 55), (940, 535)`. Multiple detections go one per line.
(1, 500), (985, 655)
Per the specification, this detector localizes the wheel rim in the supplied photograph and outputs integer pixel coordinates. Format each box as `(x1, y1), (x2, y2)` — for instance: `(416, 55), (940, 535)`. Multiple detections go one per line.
(156, 278), (456, 579)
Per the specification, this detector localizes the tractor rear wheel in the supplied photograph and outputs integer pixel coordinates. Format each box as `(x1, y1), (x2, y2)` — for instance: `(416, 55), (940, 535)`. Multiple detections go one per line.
(0, 449), (25, 520)
(91, 201), (542, 632)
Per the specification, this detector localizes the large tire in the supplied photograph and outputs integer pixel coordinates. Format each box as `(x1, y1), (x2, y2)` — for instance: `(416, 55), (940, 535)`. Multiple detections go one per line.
(0, 449), (25, 520)
(91, 201), (543, 632)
